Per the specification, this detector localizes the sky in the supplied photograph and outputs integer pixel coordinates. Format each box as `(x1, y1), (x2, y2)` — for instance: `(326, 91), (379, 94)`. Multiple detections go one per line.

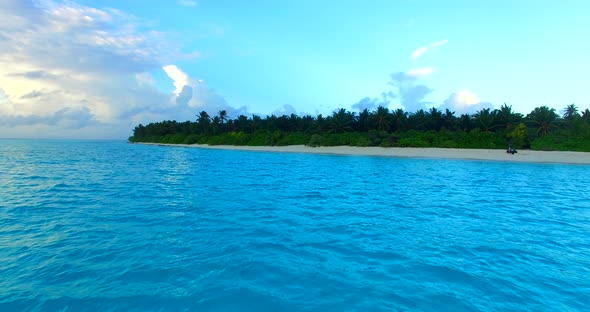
(1, 0), (589, 139)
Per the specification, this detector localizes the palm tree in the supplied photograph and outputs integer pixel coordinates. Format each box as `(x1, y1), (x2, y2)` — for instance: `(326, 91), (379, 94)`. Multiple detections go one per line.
(473, 108), (496, 132)
(314, 114), (327, 133)
(426, 107), (443, 131)
(234, 115), (250, 132)
(458, 114), (472, 131)
(374, 106), (392, 132)
(328, 108), (354, 133)
(357, 109), (372, 132)
(526, 106), (560, 136)
(407, 109), (428, 131)
(197, 111), (211, 133)
(133, 124), (146, 139)
(582, 109), (590, 124)
(218, 110), (227, 126)
(442, 109), (456, 130)
(289, 113), (302, 132)
(562, 103), (580, 121)
(392, 108), (408, 132)
(225, 119), (235, 132)
(265, 115), (278, 132)
(277, 115), (290, 132)
(251, 115), (262, 132)
(211, 116), (221, 134)
(181, 121), (191, 135)
(495, 103), (522, 131)
(300, 115), (315, 133)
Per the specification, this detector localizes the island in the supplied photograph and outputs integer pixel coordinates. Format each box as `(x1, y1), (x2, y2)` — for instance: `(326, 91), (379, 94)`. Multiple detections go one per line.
(129, 104), (590, 153)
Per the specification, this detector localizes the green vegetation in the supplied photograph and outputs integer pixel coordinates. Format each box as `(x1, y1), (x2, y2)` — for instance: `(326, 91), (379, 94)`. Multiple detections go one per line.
(129, 105), (590, 152)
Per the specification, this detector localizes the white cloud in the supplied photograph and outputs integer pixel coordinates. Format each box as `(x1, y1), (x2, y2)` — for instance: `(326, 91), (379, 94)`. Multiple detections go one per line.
(0, 1), (169, 128)
(411, 47), (427, 60)
(407, 67), (433, 78)
(0, 1), (241, 139)
(177, 0), (197, 6)
(450, 90), (479, 105)
(159, 64), (245, 114)
(135, 72), (155, 86)
(411, 38), (448, 60)
(439, 90), (494, 114)
(430, 39), (449, 48)
(162, 65), (189, 95)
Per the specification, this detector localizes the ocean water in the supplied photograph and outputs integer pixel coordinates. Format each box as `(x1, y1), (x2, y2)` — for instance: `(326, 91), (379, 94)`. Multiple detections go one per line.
(1, 140), (589, 312)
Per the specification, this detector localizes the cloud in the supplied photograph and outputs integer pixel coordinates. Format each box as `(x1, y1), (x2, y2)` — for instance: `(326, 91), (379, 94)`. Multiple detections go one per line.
(388, 72), (433, 112)
(271, 104), (298, 116)
(135, 72), (154, 86)
(181, 73), (249, 118)
(9, 71), (58, 80)
(0, 106), (99, 129)
(0, 0), (171, 134)
(351, 92), (394, 111)
(177, 0), (197, 6)
(176, 85), (193, 106)
(352, 97), (377, 111)
(0, 1), (167, 75)
(163, 65), (190, 95)
(430, 39), (449, 48)
(438, 90), (494, 114)
(349, 39), (449, 114)
(411, 47), (427, 60)
(118, 67), (247, 124)
(0, 1), (241, 139)
(407, 67), (433, 78)
(352, 71), (433, 113)
(20, 90), (43, 99)
(411, 38), (449, 60)
(158, 64), (248, 118)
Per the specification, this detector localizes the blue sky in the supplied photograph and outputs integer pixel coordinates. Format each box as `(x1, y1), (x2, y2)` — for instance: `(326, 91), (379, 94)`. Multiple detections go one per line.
(0, 0), (589, 138)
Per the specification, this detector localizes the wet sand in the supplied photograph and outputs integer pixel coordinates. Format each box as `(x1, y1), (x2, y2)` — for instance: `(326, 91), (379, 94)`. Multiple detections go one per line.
(139, 143), (590, 165)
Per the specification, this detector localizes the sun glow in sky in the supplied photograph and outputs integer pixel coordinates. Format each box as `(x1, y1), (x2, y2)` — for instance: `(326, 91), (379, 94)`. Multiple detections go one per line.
(1, 0), (589, 138)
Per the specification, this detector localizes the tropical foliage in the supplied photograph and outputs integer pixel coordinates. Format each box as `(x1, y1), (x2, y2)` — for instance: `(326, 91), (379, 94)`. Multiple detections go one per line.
(129, 104), (590, 152)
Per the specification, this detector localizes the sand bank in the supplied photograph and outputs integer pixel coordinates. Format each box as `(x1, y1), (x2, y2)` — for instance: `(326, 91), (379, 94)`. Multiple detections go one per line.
(140, 143), (590, 165)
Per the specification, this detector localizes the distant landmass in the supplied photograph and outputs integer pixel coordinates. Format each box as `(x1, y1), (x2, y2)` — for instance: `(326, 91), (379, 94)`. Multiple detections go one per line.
(129, 104), (590, 152)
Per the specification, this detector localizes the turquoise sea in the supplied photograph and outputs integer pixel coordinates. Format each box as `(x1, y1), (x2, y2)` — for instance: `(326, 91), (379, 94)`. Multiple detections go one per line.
(1, 139), (589, 311)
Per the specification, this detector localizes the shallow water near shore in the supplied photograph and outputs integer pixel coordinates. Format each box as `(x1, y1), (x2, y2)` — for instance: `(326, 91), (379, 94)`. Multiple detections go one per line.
(1, 139), (589, 311)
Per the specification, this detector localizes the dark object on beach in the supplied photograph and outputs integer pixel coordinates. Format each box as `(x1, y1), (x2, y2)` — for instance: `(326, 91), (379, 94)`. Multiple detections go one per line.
(507, 144), (518, 155)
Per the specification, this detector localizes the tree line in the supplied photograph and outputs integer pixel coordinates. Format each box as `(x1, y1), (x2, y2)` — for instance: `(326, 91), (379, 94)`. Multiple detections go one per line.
(129, 104), (590, 151)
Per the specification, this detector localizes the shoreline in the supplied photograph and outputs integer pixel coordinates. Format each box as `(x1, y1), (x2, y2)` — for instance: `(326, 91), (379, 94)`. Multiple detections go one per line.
(136, 143), (590, 165)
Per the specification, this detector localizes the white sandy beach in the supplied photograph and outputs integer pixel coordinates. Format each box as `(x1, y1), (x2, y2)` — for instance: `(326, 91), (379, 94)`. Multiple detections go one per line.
(139, 143), (590, 165)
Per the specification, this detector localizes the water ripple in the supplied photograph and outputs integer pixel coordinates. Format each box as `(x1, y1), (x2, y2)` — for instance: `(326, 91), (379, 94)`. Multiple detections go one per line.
(1, 140), (589, 311)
